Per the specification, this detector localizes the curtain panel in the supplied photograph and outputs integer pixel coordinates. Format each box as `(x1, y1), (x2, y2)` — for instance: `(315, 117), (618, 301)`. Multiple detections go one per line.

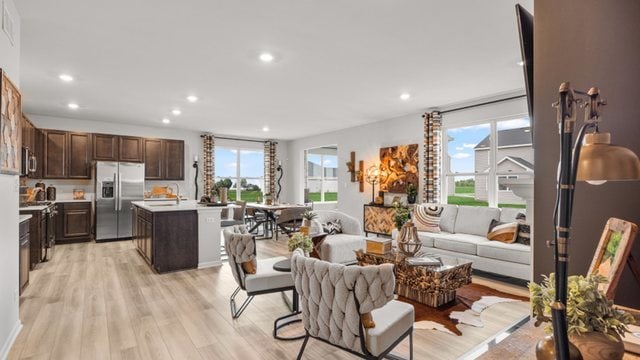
(423, 111), (442, 203)
(264, 140), (277, 199)
(202, 134), (215, 197)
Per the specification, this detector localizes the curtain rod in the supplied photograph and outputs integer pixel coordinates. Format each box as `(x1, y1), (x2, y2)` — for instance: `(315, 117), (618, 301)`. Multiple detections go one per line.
(438, 94), (526, 115)
(201, 135), (276, 144)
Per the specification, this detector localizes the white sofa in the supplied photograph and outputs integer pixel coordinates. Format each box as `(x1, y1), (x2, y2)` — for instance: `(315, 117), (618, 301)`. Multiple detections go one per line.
(312, 210), (366, 264)
(392, 204), (531, 280)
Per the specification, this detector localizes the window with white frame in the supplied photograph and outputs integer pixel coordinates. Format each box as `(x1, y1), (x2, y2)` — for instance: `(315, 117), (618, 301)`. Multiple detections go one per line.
(214, 147), (264, 202)
(305, 146), (338, 202)
(443, 117), (532, 208)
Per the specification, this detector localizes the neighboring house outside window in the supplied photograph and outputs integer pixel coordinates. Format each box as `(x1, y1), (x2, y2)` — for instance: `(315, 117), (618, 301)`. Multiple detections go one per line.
(305, 146), (338, 202)
(444, 118), (532, 208)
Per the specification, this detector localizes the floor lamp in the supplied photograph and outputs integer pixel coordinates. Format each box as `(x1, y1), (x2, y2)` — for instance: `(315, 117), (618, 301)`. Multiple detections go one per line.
(543, 83), (640, 360)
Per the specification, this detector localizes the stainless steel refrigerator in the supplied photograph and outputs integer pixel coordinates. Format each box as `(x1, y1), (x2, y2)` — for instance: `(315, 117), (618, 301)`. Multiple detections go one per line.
(95, 161), (145, 241)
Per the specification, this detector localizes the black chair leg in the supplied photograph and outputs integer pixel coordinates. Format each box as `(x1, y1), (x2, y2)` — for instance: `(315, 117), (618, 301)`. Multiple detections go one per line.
(296, 333), (310, 360)
(230, 286), (254, 319)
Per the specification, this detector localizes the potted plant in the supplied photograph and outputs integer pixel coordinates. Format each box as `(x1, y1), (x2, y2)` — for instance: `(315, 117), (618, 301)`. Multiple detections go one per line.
(393, 205), (410, 231)
(406, 183), (418, 204)
(264, 192), (273, 205)
(209, 183), (220, 203)
(288, 232), (313, 256)
(529, 273), (635, 360)
(300, 210), (317, 235)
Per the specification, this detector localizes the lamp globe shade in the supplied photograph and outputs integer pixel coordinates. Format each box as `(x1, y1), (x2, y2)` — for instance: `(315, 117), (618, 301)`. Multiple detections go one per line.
(577, 132), (640, 183)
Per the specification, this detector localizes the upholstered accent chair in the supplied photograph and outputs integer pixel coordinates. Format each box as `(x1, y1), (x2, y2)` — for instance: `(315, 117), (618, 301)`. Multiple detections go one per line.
(221, 200), (247, 228)
(291, 249), (414, 360)
(223, 225), (294, 318)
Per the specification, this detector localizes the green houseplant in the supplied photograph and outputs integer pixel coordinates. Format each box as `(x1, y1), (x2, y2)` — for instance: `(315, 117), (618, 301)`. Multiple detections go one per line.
(529, 273), (634, 359)
(288, 232), (313, 254)
(393, 205), (410, 231)
(300, 210), (317, 235)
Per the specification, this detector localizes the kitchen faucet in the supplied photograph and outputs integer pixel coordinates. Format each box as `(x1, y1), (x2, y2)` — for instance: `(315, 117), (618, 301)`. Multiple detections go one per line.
(171, 183), (181, 204)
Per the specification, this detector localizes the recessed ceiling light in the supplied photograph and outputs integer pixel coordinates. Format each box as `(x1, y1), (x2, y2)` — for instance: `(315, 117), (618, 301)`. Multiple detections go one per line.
(67, 103), (79, 110)
(400, 93), (411, 101)
(262, 126), (270, 132)
(172, 109), (181, 116)
(59, 74), (74, 82)
(186, 95), (198, 103)
(517, 60), (525, 66)
(162, 118), (170, 124)
(259, 53), (274, 63)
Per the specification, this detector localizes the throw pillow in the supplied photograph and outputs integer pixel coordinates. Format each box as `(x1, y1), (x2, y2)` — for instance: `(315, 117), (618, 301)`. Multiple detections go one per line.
(361, 312), (376, 328)
(322, 219), (343, 235)
(515, 212), (531, 245)
(487, 219), (518, 243)
(413, 205), (443, 233)
(241, 259), (257, 274)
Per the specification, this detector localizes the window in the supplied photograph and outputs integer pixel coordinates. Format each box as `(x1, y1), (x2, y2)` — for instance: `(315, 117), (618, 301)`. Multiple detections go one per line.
(214, 147), (264, 202)
(305, 146), (338, 202)
(444, 117), (532, 208)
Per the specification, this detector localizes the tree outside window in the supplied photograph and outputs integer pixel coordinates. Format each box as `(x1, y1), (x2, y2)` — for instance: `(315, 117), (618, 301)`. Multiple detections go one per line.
(214, 147), (264, 202)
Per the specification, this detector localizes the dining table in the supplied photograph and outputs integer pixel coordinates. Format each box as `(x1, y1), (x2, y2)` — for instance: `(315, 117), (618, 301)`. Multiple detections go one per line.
(246, 203), (310, 239)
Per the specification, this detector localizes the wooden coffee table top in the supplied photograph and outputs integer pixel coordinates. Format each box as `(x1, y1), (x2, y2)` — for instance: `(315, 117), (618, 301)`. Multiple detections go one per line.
(356, 249), (472, 274)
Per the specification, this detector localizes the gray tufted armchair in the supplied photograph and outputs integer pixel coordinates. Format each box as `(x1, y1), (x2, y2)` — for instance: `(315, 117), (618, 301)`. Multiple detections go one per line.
(223, 225), (294, 319)
(291, 249), (414, 359)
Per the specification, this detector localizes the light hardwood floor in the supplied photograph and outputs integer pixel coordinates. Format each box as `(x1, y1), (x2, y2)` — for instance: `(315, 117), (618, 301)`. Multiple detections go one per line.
(9, 238), (529, 360)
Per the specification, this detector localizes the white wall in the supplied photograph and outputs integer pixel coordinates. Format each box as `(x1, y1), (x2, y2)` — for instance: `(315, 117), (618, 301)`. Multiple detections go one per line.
(0, 0), (21, 358)
(284, 97), (528, 223)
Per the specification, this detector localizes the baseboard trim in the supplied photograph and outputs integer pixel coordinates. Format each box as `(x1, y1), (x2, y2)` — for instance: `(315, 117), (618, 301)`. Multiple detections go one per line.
(198, 261), (222, 269)
(0, 320), (22, 360)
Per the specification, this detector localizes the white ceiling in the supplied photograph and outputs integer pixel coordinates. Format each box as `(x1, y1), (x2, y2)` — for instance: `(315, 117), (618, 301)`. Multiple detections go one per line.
(16, 0), (532, 140)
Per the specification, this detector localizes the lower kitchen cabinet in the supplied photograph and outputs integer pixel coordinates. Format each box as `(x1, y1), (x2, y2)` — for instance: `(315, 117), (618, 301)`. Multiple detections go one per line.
(19, 219), (30, 294)
(133, 206), (198, 273)
(55, 202), (92, 243)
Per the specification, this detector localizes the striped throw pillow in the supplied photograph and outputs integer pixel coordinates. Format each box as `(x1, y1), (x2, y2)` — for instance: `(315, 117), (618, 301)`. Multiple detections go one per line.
(487, 219), (518, 243)
(413, 205), (443, 233)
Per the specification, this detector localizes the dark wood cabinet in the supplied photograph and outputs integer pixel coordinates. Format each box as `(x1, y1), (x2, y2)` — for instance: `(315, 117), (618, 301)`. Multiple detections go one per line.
(55, 202), (92, 243)
(163, 139), (184, 180)
(19, 219), (30, 294)
(119, 136), (144, 163)
(43, 130), (68, 178)
(67, 132), (92, 179)
(19, 208), (47, 270)
(144, 138), (164, 180)
(92, 133), (118, 161)
(133, 206), (197, 273)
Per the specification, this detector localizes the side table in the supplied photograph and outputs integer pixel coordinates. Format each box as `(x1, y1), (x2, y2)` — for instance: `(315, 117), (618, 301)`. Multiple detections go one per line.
(272, 258), (304, 341)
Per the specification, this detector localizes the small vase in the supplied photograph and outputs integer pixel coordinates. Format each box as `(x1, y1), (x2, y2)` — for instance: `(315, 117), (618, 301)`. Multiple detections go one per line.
(536, 335), (583, 360)
(220, 188), (228, 204)
(407, 194), (417, 204)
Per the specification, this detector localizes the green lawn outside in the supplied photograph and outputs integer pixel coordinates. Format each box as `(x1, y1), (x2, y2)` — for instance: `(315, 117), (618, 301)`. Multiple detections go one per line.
(308, 192), (338, 202)
(447, 195), (525, 209)
(227, 190), (263, 203)
(455, 186), (475, 194)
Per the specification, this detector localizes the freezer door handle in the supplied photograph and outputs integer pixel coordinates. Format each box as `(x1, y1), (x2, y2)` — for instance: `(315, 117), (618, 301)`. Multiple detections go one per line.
(114, 172), (118, 211)
(118, 172), (123, 211)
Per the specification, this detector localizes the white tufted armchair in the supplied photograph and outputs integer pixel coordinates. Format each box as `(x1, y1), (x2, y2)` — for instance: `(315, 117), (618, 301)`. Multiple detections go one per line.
(223, 225), (294, 319)
(291, 249), (414, 359)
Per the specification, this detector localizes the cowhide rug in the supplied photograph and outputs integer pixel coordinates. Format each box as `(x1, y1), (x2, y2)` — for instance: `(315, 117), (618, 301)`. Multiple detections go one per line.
(398, 283), (528, 336)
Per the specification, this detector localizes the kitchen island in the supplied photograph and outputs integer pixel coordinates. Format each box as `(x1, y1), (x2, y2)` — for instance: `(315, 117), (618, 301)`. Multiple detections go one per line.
(131, 200), (233, 273)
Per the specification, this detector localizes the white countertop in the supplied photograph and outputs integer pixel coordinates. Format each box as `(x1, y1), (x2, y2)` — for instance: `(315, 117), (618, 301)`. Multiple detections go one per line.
(20, 214), (32, 223)
(19, 204), (50, 211)
(132, 200), (233, 213)
(54, 199), (92, 203)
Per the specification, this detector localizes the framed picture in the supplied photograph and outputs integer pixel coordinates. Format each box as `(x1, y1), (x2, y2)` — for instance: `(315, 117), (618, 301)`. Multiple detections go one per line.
(0, 69), (22, 175)
(379, 144), (419, 193)
(588, 217), (638, 300)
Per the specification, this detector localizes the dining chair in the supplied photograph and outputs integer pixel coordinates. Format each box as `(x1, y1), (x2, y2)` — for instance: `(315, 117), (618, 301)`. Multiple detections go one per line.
(221, 200), (247, 228)
(275, 207), (308, 240)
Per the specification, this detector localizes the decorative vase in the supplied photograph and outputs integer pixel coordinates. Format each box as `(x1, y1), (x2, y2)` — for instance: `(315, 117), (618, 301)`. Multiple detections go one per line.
(536, 335), (583, 360)
(570, 332), (624, 360)
(407, 193), (417, 204)
(220, 188), (228, 204)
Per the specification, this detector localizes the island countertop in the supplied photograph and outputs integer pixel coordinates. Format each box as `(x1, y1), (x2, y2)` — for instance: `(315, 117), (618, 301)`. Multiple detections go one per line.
(131, 200), (236, 213)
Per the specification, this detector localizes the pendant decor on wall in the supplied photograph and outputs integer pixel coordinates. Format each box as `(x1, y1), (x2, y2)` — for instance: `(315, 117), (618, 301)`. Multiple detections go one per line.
(202, 134), (215, 196)
(379, 144), (419, 194)
(264, 140), (277, 200)
(423, 111), (442, 203)
(0, 69), (21, 175)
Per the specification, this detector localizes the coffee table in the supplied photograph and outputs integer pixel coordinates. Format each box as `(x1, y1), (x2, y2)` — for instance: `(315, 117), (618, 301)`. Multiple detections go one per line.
(355, 249), (473, 307)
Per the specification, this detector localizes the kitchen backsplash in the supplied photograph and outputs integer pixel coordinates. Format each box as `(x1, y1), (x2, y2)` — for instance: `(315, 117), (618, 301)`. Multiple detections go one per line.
(25, 179), (192, 200)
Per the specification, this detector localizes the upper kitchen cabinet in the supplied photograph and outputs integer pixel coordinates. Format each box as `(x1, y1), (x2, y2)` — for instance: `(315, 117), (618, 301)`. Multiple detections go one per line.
(163, 139), (184, 180)
(119, 136), (144, 163)
(67, 132), (92, 178)
(144, 138), (164, 180)
(92, 133), (118, 161)
(43, 130), (91, 179)
(43, 129), (68, 178)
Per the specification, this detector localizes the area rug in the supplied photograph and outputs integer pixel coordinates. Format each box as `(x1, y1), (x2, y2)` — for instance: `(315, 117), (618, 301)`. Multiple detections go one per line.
(398, 283), (528, 336)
